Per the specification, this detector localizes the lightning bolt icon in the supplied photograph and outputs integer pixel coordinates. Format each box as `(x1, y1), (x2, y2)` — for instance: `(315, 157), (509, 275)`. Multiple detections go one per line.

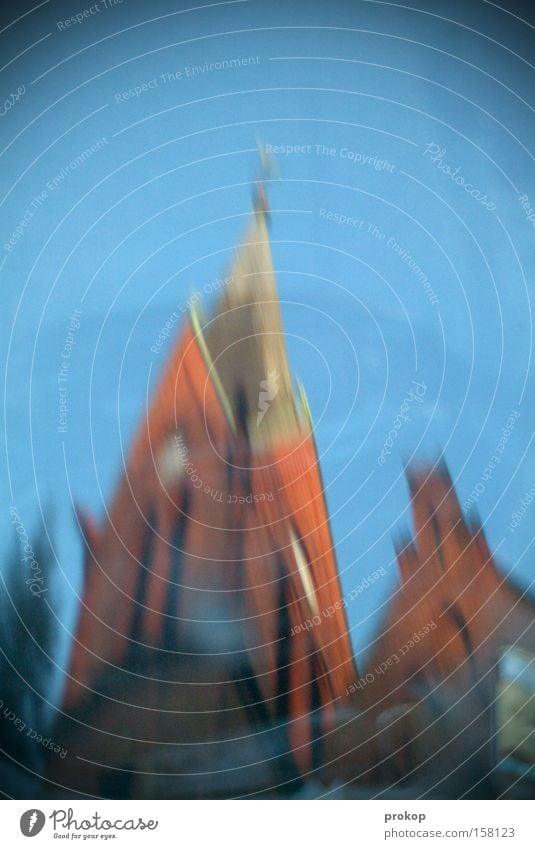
(28, 811), (37, 833)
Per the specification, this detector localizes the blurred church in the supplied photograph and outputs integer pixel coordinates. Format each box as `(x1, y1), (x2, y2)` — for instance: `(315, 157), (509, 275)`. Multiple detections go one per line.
(2, 162), (532, 799)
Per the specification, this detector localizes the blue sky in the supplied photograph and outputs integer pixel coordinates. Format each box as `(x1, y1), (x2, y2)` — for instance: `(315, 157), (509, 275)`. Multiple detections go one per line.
(1, 0), (534, 683)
